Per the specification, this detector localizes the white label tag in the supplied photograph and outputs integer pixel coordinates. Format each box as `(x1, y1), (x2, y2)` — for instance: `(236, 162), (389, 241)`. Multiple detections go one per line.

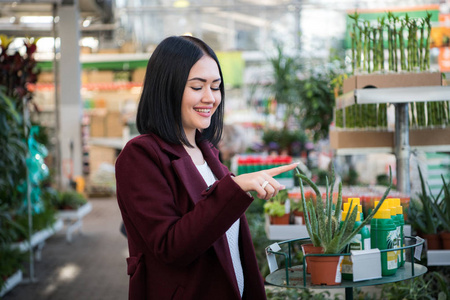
(335, 256), (344, 283)
(414, 236), (423, 261)
(364, 238), (371, 250)
(266, 243), (282, 273)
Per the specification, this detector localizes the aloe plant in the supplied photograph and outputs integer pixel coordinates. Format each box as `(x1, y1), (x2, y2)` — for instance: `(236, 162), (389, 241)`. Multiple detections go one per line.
(409, 167), (441, 235)
(296, 166), (392, 254)
(432, 175), (450, 232)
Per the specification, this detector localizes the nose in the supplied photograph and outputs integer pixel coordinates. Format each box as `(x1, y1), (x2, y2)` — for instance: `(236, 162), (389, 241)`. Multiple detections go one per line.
(202, 88), (216, 103)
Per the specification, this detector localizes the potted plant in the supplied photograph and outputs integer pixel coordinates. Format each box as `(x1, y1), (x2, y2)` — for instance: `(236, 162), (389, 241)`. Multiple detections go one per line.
(295, 166), (392, 285)
(431, 175), (450, 249)
(408, 167), (442, 250)
(264, 190), (290, 225)
(54, 190), (88, 210)
(290, 199), (305, 225)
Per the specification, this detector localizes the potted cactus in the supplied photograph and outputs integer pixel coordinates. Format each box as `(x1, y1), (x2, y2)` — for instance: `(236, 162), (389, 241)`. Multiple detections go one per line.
(295, 166), (392, 285)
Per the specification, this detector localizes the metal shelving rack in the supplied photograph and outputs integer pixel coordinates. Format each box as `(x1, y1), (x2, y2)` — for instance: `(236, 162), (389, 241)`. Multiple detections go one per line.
(335, 85), (450, 195)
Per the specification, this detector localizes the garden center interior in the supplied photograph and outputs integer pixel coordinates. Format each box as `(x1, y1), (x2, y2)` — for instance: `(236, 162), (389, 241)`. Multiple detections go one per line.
(1, 0), (450, 299)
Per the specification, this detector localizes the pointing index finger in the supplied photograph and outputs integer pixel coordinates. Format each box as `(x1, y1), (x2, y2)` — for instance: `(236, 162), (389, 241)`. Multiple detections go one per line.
(265, 163), (299, 177)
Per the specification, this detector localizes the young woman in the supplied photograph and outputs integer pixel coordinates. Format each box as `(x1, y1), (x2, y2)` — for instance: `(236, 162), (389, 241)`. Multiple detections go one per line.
(115, 35), (297, 300)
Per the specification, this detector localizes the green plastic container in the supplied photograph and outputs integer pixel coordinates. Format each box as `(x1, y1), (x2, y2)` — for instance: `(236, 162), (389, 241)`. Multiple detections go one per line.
(340, 205), (370, 281)
(371, 206), (398, 276)
(392, 198), (405, 267)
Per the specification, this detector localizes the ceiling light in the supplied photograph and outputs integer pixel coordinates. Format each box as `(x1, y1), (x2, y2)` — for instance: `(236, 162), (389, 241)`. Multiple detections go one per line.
(173, 0), (190, 8)
(20, 16), (53, 24)
(83, 19), (91, 27)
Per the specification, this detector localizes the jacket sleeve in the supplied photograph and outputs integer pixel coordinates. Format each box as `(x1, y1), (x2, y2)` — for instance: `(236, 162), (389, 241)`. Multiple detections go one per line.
(116, 137), (254, 267)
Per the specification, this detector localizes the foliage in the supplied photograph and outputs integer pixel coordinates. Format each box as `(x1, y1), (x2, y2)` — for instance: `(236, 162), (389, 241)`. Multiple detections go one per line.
(269, 43), (300, 129)
(265, 286), (341, 300)
(0, 87), (28, 208)
(408, 167), (443, 235)
(431, 175), (450, 232)
(378, 270), (450, 300)
(47, 189), (88, 210)
(296, 166), (392, 254)
(0, 205), (26, 246)
(263, 202), (285, 217)
(262, 128), (308, 155)
(0, 248), (27, 291)
(297, 71), (336, 142)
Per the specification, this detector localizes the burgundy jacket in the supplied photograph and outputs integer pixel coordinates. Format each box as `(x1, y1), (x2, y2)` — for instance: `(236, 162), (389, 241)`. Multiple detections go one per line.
(115, 132), (267, 300)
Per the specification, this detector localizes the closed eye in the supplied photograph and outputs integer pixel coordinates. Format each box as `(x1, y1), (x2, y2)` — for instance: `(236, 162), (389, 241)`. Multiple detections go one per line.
(191, 87), (202, 91)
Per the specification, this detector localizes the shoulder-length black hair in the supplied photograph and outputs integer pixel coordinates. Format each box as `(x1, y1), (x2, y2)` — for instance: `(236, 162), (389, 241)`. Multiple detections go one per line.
(136, 35), (224, 147)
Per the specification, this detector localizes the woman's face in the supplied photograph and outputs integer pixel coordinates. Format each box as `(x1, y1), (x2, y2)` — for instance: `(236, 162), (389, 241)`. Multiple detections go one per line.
(181, 55), (222, 138)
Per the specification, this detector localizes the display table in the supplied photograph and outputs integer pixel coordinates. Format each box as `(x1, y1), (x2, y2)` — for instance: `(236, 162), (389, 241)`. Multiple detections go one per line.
(57, 202), (93, 242)
(265, 237), (426, 300)
(0, 270), (23, 297)
(11, 218), (63, 261)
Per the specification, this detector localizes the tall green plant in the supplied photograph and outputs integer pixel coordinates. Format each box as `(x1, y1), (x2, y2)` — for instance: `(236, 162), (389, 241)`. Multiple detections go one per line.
(409, 167), (441, 235)
(296, 166), (392, 254)
(0, 87), (28, 208)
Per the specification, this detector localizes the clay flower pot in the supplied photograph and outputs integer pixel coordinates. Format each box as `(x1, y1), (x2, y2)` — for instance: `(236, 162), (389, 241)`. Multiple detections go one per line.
(292, 211), (305, 224)
(439, 232), (450, 249)
(423, 233), (442, 250)
(270, 213), (290, 225)
(301, 243), (324, 274)
(309, 255), (342, 286)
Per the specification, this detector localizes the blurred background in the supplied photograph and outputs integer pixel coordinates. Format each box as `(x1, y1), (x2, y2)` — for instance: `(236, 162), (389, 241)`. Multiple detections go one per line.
(1, 0), (450, 299)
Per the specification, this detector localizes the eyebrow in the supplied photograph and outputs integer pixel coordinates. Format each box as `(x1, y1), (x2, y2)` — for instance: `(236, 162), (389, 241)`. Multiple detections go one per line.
(188, 77), (221, 83)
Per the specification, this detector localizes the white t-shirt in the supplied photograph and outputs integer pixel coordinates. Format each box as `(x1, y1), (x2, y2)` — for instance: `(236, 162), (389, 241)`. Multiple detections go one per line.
(196, 161), (244, 297)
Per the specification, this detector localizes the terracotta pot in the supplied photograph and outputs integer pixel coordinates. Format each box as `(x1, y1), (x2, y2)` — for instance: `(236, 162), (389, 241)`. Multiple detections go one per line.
(301, 243), (324, 274)
(270, 214), (290, 225)
(293, 211), (305, 224)
(423, 233), (442, 250)
(309, 255), (342, 286)
(439, 232), (450, 249)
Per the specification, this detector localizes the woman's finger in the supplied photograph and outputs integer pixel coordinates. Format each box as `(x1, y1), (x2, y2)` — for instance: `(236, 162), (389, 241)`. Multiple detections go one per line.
(265, 163), (298, 178)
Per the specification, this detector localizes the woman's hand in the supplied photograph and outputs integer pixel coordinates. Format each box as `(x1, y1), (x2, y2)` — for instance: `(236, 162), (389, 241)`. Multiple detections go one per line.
(232, 163), (298, 200)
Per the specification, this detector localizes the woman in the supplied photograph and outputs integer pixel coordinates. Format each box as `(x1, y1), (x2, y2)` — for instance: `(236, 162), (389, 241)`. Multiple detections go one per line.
(115, 35), (297, 300)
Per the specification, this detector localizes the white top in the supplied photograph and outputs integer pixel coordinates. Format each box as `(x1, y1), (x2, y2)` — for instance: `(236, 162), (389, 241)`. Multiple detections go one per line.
(196, 161), (244, 297)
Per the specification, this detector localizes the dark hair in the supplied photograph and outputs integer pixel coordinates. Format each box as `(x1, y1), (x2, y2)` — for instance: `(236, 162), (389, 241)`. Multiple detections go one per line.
(136, 36), (224, 147)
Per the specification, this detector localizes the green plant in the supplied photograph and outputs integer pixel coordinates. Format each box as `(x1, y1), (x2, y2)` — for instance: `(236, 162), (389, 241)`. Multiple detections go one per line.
(296, 166), (392, 254)
(0, 248), (27, 291)
(291, 199), (303, 213)
(0, 87), (28, 209)
(408, 167), (441, 235)
(56, 190), (88, 210)
(431, 175), (450, 232)
(378, 271), (449, 300)
(265, 286), (341, 300)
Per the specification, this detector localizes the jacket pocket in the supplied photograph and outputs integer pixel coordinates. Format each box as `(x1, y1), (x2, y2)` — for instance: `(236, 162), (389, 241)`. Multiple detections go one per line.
(127, 253), (146, 300)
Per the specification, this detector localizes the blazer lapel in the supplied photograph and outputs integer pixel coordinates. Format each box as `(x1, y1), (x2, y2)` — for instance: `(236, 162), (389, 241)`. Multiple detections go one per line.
(171, 156), (206, 204)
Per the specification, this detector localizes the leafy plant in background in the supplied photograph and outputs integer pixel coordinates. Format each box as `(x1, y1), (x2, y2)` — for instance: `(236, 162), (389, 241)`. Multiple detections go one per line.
(46, 190), (88, 210)
(269, 43), (300, 129)
(408, 167), (441, 235)
(0, 87), (28, 208)
(0, 248), (27, 291)
(427, 175), (450, 235)
(378, 271), (450, 300)
(297, 70), (336, 142)
(265, 286), (341, 300)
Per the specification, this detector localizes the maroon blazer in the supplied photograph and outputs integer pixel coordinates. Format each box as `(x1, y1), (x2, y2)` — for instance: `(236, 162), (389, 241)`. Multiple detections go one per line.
(115, 132), (267, 300)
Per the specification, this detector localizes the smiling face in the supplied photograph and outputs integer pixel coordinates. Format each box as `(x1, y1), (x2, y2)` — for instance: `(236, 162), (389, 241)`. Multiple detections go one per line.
(181, 55), (222, 143)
